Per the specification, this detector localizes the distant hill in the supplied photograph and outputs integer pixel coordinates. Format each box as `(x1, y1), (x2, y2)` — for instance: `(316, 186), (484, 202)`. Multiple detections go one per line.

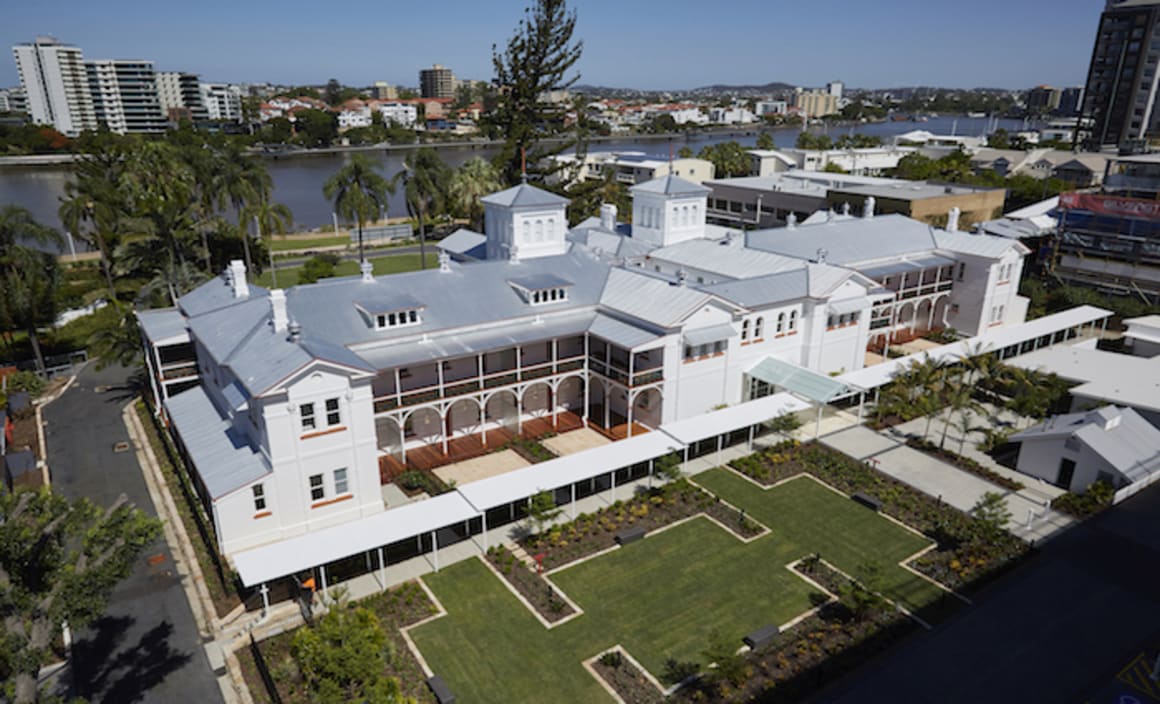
(688, 81), (796, 95)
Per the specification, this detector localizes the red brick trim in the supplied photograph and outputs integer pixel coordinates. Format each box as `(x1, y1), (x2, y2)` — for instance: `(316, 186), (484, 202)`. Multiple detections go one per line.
(311, 494), (354, 509)
(253, 511), (272, 519)
(301, 426), (346, 440)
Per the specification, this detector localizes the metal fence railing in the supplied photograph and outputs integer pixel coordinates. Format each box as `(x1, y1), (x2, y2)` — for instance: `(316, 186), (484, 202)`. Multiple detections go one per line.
(0, 350), (88, 382)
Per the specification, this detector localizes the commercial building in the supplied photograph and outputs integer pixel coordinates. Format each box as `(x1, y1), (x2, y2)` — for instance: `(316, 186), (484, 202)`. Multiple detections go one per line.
(12, 36), (96, 136)
(1080, 0), (1160, 148)
(372, 81), (397, 100)
(551, 151), (715, 186)
(377, 101), (418, 128)
(1027, 85), (1063, 114)
(750, 147), (917, 177)
(85, 59), (166, 134)
(826, 81), (844, 101)
(200, 82), (243, 122)
(1058, 86), (1084, 117)
(755, 101), (788, 116)
(420, 64), (455, 99)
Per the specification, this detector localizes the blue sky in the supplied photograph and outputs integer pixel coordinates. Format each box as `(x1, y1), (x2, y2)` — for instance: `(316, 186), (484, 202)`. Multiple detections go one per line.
(2, 0), (1101, 90)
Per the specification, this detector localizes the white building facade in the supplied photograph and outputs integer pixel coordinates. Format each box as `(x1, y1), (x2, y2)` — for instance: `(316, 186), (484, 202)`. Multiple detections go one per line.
(12, 36), (96, 136)
(85, 59), (167, 134)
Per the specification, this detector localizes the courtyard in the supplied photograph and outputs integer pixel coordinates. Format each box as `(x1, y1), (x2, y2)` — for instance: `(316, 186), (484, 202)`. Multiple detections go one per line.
(408, 471), (941, 703)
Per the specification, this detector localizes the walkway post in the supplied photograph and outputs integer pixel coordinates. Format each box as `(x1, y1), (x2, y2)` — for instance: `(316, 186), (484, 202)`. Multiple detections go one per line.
(815, 404), (823, 439)
(319, 564), (329, 603)
(571, 483), (577, 518)
(647, 458), (654, 489)
(611, 470), (617, 503)
(747, 424), (755, 451)
(260, 583), (269, 615)
(481, 513), (489, 552)
(377, 548), (386, 591)
(857, 391), (865, 423)
(431, 530), (439, 572)
(716, 434), (723, 467)
(683, 444), (690, 474)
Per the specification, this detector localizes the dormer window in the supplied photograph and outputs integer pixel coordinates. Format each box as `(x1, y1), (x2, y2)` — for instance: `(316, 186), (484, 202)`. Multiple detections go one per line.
(375, 309), (421, 329)
(509, 274), (574, 306)
(356, 294), (425, 331)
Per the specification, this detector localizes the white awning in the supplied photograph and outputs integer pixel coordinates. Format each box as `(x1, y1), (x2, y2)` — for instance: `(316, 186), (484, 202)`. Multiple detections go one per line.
(838, 305), (1113, 391)
(683, 323), (736, 347)
(458, 432), (682, 513)
(233, 492), (479, 587)
(660, 392), (811, 445)
(748, 357), (859, 403)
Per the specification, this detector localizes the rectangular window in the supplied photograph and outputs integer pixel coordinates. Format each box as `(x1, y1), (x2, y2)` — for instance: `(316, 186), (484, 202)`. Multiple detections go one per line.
(326, 398), (341, 426)
(309, 474), (325, 502)
(300, 403), (316, 430)
(334, 468), (349, 495)
(252, 484), (266, 512)
(957, 262), (966, 281)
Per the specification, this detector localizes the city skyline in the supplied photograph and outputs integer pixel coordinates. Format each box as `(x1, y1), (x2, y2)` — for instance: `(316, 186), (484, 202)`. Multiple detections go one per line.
(4, 0), (1098, 91)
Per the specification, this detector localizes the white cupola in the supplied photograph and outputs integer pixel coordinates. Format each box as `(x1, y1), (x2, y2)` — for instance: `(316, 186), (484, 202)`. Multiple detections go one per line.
(480, 183), (570, 261)
(629, 174), (711, 247)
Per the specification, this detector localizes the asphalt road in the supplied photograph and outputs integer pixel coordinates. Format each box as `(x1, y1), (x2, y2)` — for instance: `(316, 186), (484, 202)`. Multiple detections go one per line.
(812, 481), (1160, 704)
(42, 363), (223, 704)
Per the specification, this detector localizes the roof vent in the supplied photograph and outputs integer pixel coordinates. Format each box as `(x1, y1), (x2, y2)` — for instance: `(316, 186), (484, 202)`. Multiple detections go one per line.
(947, 206), (961, 233)
(600, 203), (617, 231)
(786, 212), (797, 229)
(269, 289), (289, 333)
(439, 251), (452, 272)
(675, 269), (688, 286)
(287, 320), (302, 342)
(816, 248), (828, 264)
(360, 260), (374, 282)
(863, 196), (875, 219)
(841, 201), (851, 216)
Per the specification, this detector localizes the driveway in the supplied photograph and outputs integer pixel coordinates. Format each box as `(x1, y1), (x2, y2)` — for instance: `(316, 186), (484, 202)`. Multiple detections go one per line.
(821, 426), (1072, 541)
(42, 363), (223, 704)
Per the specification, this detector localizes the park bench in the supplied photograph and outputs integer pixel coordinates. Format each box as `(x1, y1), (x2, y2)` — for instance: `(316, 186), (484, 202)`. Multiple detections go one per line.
(426, 675), (455, 704)
(614, 525), (647, 546)
(743, 624), (780, 650)
(851, 492), (882, 512)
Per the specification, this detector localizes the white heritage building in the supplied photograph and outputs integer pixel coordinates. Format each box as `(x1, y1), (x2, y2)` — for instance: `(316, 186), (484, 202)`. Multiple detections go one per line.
(138, 174), (1033, 591)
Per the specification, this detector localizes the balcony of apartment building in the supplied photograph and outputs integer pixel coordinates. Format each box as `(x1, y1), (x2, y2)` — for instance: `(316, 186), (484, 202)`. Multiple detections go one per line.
(862, 258), (956, 351)
(371, 335), (590, 474)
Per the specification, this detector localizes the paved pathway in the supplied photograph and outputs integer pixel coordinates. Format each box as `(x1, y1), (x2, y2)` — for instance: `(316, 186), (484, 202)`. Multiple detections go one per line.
(821, 426), (1073, 542)
(42, 364), (223, 704)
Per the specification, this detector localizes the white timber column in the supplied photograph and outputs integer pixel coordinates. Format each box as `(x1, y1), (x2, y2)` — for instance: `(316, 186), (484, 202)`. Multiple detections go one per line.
(571, 483), (577, 518)
(747, 424), (755, 451)
(377, 548), (386, 592)
(627, 390), (634, 439)
(716, 434), (723, 467)
(431, 530), (439, 572)
(610, 469), (617, 503)
(319, 564), (330, 602)
(481, 513), (489, 552)
(857, 391), (866, 423)
(815, 404), (823, 439)
(260, 583), (270, 615)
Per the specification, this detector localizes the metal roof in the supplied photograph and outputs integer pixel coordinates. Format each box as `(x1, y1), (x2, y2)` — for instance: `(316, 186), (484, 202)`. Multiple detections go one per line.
(354, 293), (425, 315)
(135, 308), (189, 346)
(588, 314), (665, 350)
(660, 391), (811, 445)
(165, 386), (271, 500)
(630, 174), (711, 197)
(747, 214), (941, 265)
(748, 357), (857, 403)
(480, 183), (569, 208)
(858, 254), (955, 280)
(233, 492), (479, 586)
(1012, 407), (1160, 484)
(684, 323), (736, 347)
(508, 273), (574, 291)
(650, 238), (802, 280)
(698, 269), (809, 307)
(827, 297), (871, 316)
(178, 275), (268, 317)
(1010, 346), (1160, 415)
(458, 432), (682, 512)
(437, 229), (487, 255)
(600, 268), (715, 328)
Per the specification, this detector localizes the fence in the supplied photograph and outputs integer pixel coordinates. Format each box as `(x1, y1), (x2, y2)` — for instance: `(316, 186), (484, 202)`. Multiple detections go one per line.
(0, 350), (88, 383)
(353, 223), (413, 245)
(1113, 471), (1160, 505)
(248, 633), (284, 704)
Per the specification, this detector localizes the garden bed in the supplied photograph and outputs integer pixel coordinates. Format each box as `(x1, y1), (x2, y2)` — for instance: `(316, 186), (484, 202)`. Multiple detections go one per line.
(592, 650), (664, 704)
(520, 480), (763, 572)
(904, 437), (1024, 491)
(507, 436), (557, 464)
(394, 469), (451, 497)
(240, 581), (437, 704)
(725, 443), (1028, 592)
(1051, 481), (1114, 518)
(485, 545), (575, 623)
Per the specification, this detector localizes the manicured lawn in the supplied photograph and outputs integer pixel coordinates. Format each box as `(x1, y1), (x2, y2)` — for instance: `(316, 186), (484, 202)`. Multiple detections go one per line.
(411, 476), (936, 703)
(268, 235), (350, 252)
(254, 252), (438, 287)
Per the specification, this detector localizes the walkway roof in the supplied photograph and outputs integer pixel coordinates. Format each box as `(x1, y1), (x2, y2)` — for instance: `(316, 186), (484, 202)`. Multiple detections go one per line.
(748, 357), (858, 403)
(660, 392), (811, 445)
(233, 492), (479, 587)
(458, 431), (682, 513)
(838, 305), (1113, 391)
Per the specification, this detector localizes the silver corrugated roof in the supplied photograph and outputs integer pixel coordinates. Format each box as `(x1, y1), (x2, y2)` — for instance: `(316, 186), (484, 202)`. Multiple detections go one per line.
(178, 275), (268, 317)
(684, 323), (736, 346)
(437, 229), (487, 254)
(630, 174), (711, 196)
(136, 308), (189, 345)
(508, 273), (574, 291)
(699, 269), (808, 307)
(1012, 407), (1160, 483)
(650, 238), (803, 280)
(166, 385), (271, 499)
(188, 296), (270, 364)
(480, 183), (569, 208)
(932, 230), (1028, 258)
(748, 357), (856, 403)
(354, 293), (425, 315)
(747, 214), (940, 265)
(600, 268), (714, 328)
(588, 313), (665, 350)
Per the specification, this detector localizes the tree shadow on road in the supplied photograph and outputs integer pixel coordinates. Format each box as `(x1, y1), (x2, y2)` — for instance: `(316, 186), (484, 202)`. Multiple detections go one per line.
(71, 616), (193, 704)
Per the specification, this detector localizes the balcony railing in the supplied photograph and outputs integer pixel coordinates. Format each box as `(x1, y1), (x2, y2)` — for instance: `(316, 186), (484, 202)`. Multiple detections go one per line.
(589, 359), (664, 387)
(374, 354), (589, 412)
(160, 363), (199, 381)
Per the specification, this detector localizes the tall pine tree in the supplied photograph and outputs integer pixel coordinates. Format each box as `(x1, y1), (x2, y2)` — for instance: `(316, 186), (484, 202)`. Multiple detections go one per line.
(489, 0), (583, 187)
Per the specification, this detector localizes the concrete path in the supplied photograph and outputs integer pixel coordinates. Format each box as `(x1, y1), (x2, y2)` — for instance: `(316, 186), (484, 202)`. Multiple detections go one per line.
(821, 426), (1073, 542)
(42, 364), (224, 704)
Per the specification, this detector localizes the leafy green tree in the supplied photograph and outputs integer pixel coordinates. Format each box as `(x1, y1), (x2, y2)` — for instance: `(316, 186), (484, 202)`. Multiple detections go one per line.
(299, 253), (341, 284)
(401, 148), (450, 269)
(291, 601), (411, 704)
(698, 141), (750, 178)
(971, 492), (1011, 540)
(677, 146), (693, 159)
(218, 142), (275, 272)
(987, 128), (1010, 150)
(756, 132), (775, 150)
(653, 452), (682, 483)
(795, 132), (833, 150)
(295, 109), (339, 147)
(91, 301), (143, 369)
(324, 154), (394, 263)
(0, 490), (160, 704)
(448, 157), (503, 231)
(489, 0), (584, 185)
(767, 410), (803, 437)
(0, 207), (64, 372)
(324, 78), (343, 106)
(701, 628), (748, 691)
(527, 490), (562, 535)
(840, 561), (889, 621)
(262, 116), (294, 143)
(644, 113), (677, 134)
(822, 162), (848, 173)
(893, 152), (937, 180)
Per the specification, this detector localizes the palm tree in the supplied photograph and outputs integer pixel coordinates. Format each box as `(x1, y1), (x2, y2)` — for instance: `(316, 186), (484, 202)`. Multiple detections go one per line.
(400, 148), (450, 270)
(219, 143), (273, 273)
(324, 154), (393, 263)
(938, 375), (984, 450)
(0, 207), (63, 369)
(448, 157), (502, 232)
(245, 195), (294, 287)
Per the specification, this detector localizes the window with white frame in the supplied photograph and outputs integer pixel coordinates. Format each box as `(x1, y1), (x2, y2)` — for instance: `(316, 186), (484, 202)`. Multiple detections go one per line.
(530, 287), (568, 305)
(300, 403), (316, 430)
(754, 317), (764, 339)
(334, 468), (349, 495)
(375, 309), (421, 330)
(325, 398), (341, 426)
(776, 313), (785, 334)
(309, 473), (325, 501)
(741, 319), (750, 341)
(789, 310), (798, 331)
(252, 484), (266, 512)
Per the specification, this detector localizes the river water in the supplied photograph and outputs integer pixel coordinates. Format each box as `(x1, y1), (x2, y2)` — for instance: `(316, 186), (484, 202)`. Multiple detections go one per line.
(0, 115), (1031, 248)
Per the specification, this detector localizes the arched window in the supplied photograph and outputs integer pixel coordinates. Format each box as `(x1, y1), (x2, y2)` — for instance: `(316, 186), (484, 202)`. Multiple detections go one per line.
(535, 220), (544, 242)
(522, 221), (531, 242)
(789, 310), (797, 331)
(777, 313), (786, 334)
(547, 218), (555, 238)
(741, 320), (750, 341)
(754, 317), (764, 339)
(680, 206), (689, 226)
(691, 204), (699, 223)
